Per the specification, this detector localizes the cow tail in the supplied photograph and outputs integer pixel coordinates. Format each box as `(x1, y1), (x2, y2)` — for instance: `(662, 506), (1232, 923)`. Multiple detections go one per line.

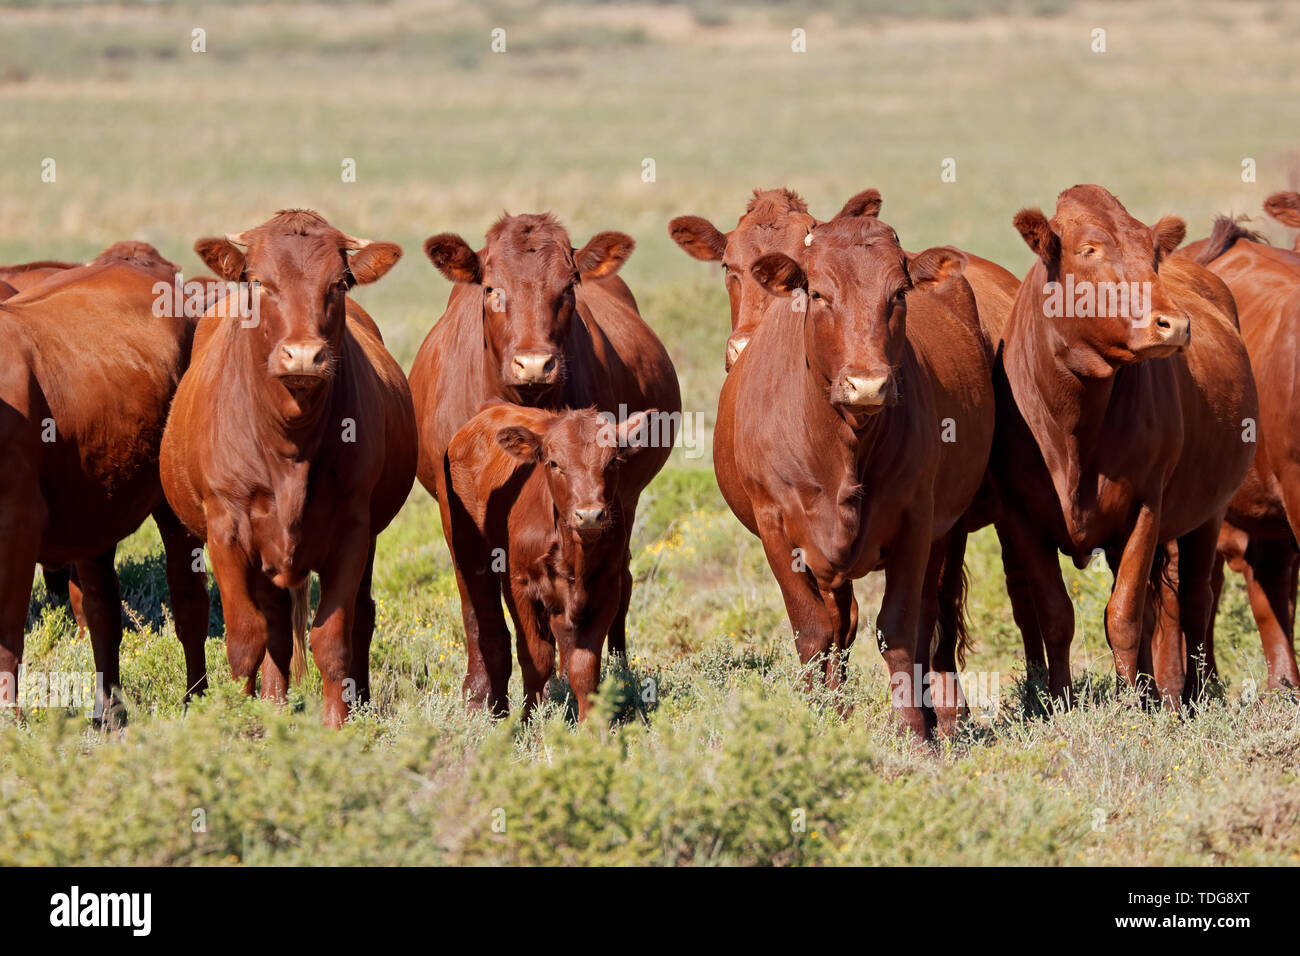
(290, 581), (310, 683)
(936, 528), (974, 670)
(1193, 215), (1266, 265)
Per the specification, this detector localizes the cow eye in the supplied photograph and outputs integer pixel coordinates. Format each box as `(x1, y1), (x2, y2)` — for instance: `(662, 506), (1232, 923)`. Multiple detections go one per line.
(549, 460), (560, 470)
(1077, 246), (1098, 258)
(809, 290), (822, 301)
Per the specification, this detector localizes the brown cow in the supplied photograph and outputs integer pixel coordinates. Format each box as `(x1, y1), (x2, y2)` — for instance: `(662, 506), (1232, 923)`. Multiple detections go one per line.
(0, 256), (211, 721)
(161, 210), (417, 727)
(673, 187), (1019, 731)
(1178, 213), (1300, 689)
(443, 402), (654, 720)
(993, 185), (1257, 707)
(408, 212), (680, 691)
(714, 215), (995, 740)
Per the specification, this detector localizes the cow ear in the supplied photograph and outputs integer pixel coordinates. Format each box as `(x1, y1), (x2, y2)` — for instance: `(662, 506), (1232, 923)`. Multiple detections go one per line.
(1013, 208), (1061, 263)
(576, 231), (635, 279)
(616, 409), (656, 458)
(751, 252), (806, 297)
(497, 426), (542, 463)
(668, 215), (727, 262)
(907, 246), (967, 292)
(424, 233), (482, 285)
(1264, 191), (1300, 228)
(1152, 216), (1186, 258)
(833, 188), (883, 220)
(194, 238), (246, 282)
(347, 242), (402, 285)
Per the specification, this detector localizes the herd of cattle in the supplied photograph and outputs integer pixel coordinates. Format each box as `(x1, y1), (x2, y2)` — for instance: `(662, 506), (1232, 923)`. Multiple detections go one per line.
(1, 184), (1299, 739)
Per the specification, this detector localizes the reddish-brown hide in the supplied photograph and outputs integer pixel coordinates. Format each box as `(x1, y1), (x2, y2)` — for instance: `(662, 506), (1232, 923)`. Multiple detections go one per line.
(1178, 210), (1300, 689)
(0, 254), (210, 719)
(992, 185), (1257, 707)
(161, 210), (417, 727)
(443, 402), (653, 720)
(408, 212), (680, 706)
(713, 215), (995, 740)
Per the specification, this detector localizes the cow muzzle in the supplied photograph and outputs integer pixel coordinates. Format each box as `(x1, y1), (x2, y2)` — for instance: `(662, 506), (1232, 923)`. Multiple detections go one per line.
(275, 340), (332, 384)
(833, 370), (896, 411)
(1152, 311), (1190, 349)
(572, 507), (608, 535)
(724, 332), (751, 372)
(509, 350), (561, 386)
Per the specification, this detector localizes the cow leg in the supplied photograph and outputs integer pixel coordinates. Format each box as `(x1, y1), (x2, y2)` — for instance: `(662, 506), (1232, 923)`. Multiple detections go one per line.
(1146, 544), (1182, 708)
(915, 538), (945, 736)
(994, 518), (1048, 690)
(998, 512), (1075, 705)
(0, 486), (45, 717)
(820, 580), (857, 691)
(605, 553), (633, 663)
(509, 593), (555, 722)
(252, 575), (294, 704)
(75, 547), (127, 726)
(206, 531), (270, 698)
(1177, 518), (1222, 705)
(1107, 504), (1171, 705)
(754, 516), (833, 685)
(347, 540), (378, 708)
(876, 508), (935, 742)
(153, 503), (210, 701)
(557, 584), (620, 723)
(930, 528), (972, 739)
(1237, 538), (1300, 691)
(311, 519), (372, 728)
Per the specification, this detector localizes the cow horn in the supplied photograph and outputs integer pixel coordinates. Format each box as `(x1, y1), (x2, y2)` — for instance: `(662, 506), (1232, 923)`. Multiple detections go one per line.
(340, 234), (372, 250)
(225, 231), (251, 246)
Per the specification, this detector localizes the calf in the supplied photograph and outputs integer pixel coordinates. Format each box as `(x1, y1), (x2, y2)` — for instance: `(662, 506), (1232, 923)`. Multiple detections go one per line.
(442, 402), (652, 720)
(994, 185), (1256, 707)
(715, 216), (995, 739)
(161, 210), (417, 727)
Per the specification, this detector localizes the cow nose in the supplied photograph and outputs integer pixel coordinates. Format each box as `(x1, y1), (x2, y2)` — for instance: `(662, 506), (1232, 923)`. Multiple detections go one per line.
(277, 341), (329, 377)
(725, 333), (751, 372)
(838, 371), (892, 408)
(1153, 312), (1190, 347)
(511, 350), (559, 385)
(572, 508), (606, 531)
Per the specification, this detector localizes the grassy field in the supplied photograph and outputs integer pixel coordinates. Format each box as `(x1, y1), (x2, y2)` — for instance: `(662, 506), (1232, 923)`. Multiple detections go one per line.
(2, 0), (1299, 865)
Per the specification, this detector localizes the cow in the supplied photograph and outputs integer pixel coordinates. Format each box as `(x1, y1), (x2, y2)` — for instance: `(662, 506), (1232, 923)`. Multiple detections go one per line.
(442, 402), (654, 720)
(1264, 190), (1300, 249)
(992, 185), (1257, 708)
(0, 253), (211, 722)
(713, 215), (995, 740)
(1177, 210), (1300, 690)
(408, 212), (680, 693)
(160, 210), (417, 728)
(672, 187), (1019, 731)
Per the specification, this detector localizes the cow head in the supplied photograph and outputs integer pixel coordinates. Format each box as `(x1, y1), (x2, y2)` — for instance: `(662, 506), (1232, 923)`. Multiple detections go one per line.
(195, 210), (401, 411)
(496, 408), (653, 538)
(425, 214), (634, 403)
(669, 187), (882, 371)
(1014, 185), (1189, 370)
(751, 217), (965, 429)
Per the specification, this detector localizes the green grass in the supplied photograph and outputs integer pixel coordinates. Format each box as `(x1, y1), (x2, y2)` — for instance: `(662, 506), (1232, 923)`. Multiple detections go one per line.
(3, 0), (1299, 865)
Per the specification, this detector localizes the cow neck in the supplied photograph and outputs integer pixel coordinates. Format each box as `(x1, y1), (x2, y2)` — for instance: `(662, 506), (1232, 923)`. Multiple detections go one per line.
(545, 501), (608, 618)
(240, 325), (339, 463)
(1005, 274), (1115, 539)
(798, 329), (891, 479)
